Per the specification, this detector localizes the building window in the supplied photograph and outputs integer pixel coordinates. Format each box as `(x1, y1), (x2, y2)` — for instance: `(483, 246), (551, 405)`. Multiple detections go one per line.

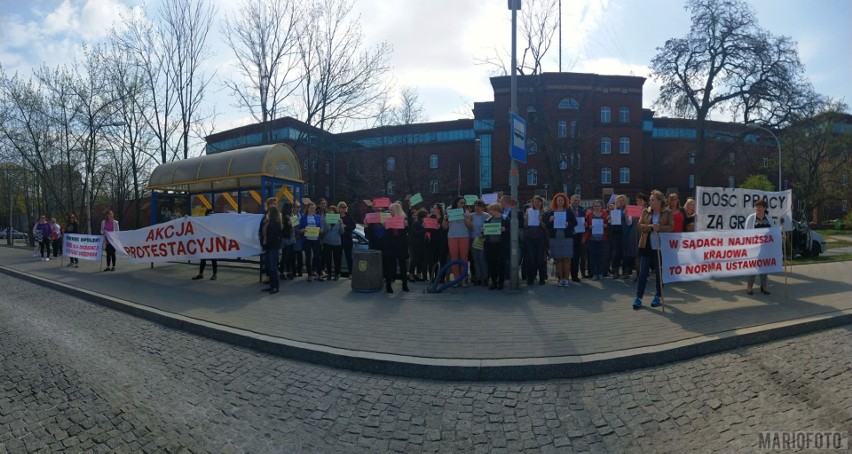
(558, 97), (579, 109)
(619, 137), (630, 154)
(601, 167), (612, 184)
(728, 152), (735, 165)
(570, 120), (576, 138)
(728, 176), (735, 188)
(430, 179), (440, 194)
(689, 153), (696, 164)
(601, 106), (611, 123)
(386, 181), (395, 196)
(575, 184), (582, 197)
(619, 167), (630, 184)
(386, 156), (395, 171)
(527, 139), (537, 154)
(559, 153), (568, 170)
(557, 120), (567, 138)
(526, 169), (538, 186)
(527, 105), (537, 123)
(429, 154), (439, 169)
(480, 134), (492, 190)
(619, 106), (630, 123)
(689, 174), (695, 188)
(325, 185), (330, 197)
(600, 137), (612, 154)
(324, 161), (330, 175)
(762, 157), (769, 168)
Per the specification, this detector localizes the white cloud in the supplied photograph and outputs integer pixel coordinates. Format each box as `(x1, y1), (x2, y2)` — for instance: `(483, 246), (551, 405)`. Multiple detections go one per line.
(44, 0), (78, 36)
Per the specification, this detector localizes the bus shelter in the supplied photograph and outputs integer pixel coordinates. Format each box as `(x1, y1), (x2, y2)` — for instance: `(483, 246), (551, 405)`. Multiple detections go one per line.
(146, 143), (304, 225)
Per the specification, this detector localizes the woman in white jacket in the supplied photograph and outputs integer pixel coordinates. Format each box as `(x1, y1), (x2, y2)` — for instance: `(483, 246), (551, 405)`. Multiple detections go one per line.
(744, 199), (775, 295)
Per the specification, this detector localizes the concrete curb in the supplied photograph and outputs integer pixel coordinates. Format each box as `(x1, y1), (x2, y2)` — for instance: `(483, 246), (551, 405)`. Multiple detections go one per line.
(4, 265), (850, 381)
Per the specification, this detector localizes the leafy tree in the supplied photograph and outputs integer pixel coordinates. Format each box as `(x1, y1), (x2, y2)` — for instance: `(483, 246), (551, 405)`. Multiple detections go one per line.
(739, 174), (775, 191)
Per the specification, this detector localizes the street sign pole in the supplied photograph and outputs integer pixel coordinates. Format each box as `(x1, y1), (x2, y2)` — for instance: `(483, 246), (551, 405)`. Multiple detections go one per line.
(508, 0), (521, 291)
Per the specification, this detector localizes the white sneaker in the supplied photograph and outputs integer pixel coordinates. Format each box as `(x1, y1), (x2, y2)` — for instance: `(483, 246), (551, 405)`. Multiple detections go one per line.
(563, 279), (570, 287)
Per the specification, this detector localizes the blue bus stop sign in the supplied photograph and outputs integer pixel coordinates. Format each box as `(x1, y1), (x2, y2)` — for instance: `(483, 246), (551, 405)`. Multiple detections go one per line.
(510, 112), (526, 164)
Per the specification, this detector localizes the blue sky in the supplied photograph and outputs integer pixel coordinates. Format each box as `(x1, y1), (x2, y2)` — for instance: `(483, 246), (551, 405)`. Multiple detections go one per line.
(1, 0), (849, 136)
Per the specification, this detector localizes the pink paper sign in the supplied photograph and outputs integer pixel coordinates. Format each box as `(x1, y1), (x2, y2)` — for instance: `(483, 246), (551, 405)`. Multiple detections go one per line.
(364, 212), (381, 224)
(372, 197), (391, 208)
(384, 216), (405, 229)
(626, 205), (644, 218)
(423, 217), (439, 229)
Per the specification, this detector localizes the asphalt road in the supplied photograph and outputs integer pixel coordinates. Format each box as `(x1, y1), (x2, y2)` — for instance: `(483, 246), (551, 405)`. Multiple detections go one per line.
(1, 274), (850, 453)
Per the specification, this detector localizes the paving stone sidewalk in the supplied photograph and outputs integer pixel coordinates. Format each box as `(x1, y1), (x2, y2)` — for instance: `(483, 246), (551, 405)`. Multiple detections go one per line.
(2, 245), (849, 366)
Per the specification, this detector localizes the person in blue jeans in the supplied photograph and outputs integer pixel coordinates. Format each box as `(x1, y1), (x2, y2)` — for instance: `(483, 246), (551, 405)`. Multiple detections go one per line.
(633, 190), (674, 310)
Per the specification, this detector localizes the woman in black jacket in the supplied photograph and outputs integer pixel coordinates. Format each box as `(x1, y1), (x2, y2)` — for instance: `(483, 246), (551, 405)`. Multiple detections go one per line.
(382, 202), (410, 293)
(407, 208), (428, 281)
(338, 202), (357, 278)
(263, 206), (282, 294)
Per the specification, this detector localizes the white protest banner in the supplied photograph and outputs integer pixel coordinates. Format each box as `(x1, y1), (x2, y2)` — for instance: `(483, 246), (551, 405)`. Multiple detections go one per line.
(659, 228), (783, 284)
(63, 233), (104, 261)
(696, 186), (792, 231)
(107, 213), (264, 264)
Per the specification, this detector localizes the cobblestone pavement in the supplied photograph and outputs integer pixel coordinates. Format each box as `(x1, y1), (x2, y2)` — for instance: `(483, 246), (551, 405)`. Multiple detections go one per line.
(1, 274), (850, 453)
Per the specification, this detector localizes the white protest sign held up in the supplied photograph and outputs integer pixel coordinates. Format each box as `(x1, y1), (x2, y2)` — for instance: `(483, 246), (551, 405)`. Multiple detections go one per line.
(695, 186), (792, 231)
(63, 233), (104, 261)
(659, 228), (783, 284)
(107, 213), (264, 264)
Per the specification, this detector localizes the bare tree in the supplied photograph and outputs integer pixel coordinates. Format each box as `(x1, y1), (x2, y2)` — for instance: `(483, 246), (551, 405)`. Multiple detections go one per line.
(475, 0), (559, 76)
(650, 0), (811, 185)
(112, 9), (179, 164)
(160, 0), (216, 160)
(222, 0), (303, 135)
(297, 0), (392, 132)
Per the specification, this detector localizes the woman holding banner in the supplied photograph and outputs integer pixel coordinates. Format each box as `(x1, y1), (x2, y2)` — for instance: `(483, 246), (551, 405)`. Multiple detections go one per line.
(100, 210), (119, 271)
(632, 191), (673, 310)
(321, 205), (344, 281)
(585, 200), (610, 281)
(64, 214), (79, 268)
(193, 209), (218, 280)
(744, 199), (775, 295)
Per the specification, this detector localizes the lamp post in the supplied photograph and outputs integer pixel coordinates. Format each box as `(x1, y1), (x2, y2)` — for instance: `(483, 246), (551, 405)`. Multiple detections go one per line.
(747, 123), (782, 191)
(508, 0), (521, 291)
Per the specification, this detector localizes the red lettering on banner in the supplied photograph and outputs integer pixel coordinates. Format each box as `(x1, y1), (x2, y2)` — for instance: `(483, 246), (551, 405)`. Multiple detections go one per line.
(124, 236), (241, 259)
(144, 221), (196, 241)
(702, 249), (748, 260)
(727, 234), (773, 246)
(681, 238), (724, 249)
(725, 258), (777, 270)
(685, 263), (722, 274)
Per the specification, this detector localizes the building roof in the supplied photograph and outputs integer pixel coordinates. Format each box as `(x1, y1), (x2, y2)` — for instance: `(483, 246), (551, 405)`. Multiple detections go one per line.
(147, 143), (303, 193)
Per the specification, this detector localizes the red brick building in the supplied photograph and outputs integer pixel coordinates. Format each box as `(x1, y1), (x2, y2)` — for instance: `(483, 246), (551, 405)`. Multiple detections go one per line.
(205, 71), (793, 212)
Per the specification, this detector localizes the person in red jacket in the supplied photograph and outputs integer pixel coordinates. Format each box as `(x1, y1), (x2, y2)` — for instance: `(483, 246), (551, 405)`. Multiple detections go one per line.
(668, 193), (685, 233)
(585, 200), (610, 280)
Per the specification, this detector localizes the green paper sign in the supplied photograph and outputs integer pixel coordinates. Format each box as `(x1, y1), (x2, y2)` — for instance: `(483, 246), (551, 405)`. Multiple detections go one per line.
(410, 192), (423, 206)
(484, 222), (502, 235)
(381, 212), (390, 222)
(464, 194), (478, 205)
(447, 208), (464, 221)
(325, 213), (340, 224)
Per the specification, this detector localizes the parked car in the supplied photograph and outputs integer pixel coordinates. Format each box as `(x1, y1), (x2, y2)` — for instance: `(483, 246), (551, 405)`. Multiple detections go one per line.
(0, 228), (28, 240)
(789, 219), (825, 258)
(352, 224), (369, 251)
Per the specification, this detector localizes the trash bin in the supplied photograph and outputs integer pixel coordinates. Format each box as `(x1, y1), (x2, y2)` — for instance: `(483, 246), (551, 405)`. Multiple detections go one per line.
(351, 249), (383, 293)
(835, 219), (841, 231)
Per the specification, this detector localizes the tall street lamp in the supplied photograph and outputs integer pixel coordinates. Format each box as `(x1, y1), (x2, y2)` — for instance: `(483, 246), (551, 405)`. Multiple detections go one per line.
(747, 123), (782, 191)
